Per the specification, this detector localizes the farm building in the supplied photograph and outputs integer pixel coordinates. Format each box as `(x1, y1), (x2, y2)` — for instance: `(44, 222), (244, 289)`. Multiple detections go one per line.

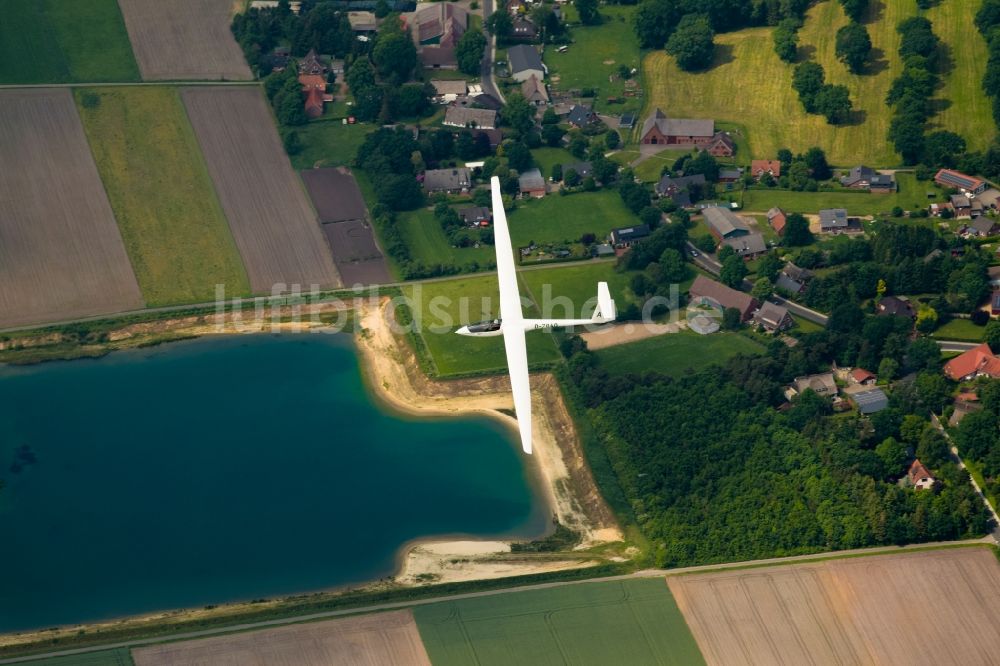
(702, 206), (750, 240)
(518, 168), (546, 197)
(753, 302), (792, 332)
(751, 160), (781, 180)
(944, 343), (1000, 381)
(508, 44), (544, 82)
(840, 166), (896, 193)
(422, 167), (471, 193)
(721, 232), (767, 259)
(639, 108), (714, 146)
(443, 106), (496, 129)
(609, 224), (651, 248)
(689, 275), (758, 321)
(767, 207), (786, 235)
(655, 173), (705, 207)
(520, 75), (549, 105)
(705, 132), (735, 157)
(935, 169), (988, 195)
(907, 459), (936, 491)
(852, 388), (888, 414)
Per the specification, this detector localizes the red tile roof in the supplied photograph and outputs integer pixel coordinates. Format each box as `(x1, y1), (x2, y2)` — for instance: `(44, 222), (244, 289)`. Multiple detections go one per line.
(751, 160), (781, 178)
(908, 459), (935, 486)
(851, 368), (875, 383)
(298, 74), (326, 90)
(943, 343), (1000, 381)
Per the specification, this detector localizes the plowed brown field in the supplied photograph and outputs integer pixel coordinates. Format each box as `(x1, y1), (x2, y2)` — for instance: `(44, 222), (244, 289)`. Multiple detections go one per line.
(132, 609), (431, 666)
(181, 87), (341, 294)
(117, 0), (252, 81)
(0, 89), (142, 328)
(669, 547), (1000, 666)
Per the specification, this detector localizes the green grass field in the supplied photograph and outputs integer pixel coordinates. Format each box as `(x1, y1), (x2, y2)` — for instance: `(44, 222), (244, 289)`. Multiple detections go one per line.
(597, 329), (765, 375)
(19, 648), (133, 665)
(741, 173), (940, 215)
(76, 87), (250, 305)
(0, 0), (139, 84)
(414, 578), (704, 666)
(544, 6), (642, 113)
(933, 318), (987, 341)
(509, 190), (638, 248)
(532, 147), (578, 179)
(288, 121), (375, 170)
(403, 276), (561, 376)
(396, 208), (496, 270)
(520, 261), (631, 319)
(642, 0), (991, 166)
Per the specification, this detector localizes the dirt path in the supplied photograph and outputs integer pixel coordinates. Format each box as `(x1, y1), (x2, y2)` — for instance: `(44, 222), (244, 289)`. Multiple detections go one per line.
(581, 320), (686, 350)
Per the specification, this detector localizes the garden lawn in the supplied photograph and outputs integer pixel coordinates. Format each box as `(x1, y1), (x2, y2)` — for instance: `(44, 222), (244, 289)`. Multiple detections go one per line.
(597, 329), (764, 375)
(933, 318), (986, 342)
(532, 147), (577, 180)
(415, 578), (704, 666)
(396, 208), (495, 271)
(403, 275), (560, 376)
(508, 190), (637, 248)
(544, 6), (642, 114)
(741, 173), (937, 215)
(76, 87), (249, 305)
(0, 0), (139, 84)
(288, 121), (375, 170)
(520, 261), (632, 319)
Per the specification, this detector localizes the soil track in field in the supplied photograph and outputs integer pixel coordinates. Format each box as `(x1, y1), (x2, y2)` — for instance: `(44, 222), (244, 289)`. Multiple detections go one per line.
(0, 89), (142, 328)
(117, 0), (252, 81)
(182, 87), (341, 294)
(668, 547), (1000, 666)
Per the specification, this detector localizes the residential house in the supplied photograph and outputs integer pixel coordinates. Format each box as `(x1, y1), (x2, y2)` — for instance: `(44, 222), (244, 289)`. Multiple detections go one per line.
(722, 232), (767, 259)
(992, 291), (1000, 316)
(850, 368), (877, 386)
(794, 372), (838, 397)
(655, 173), (706, 207)
(520, 74), (549, 105)
(508, 44), (545, 81)
(951, 194), (973, 218)
(767, 207), (787, 235)
(456, 206), (491, 226)
(935, 168), (988, 195)
(776, 262), (812, 295)
(567, 104), (598, 128)
(303, 86), (324, 118)
(298, 49), (327, 75)
(639, 109), (714, 146)
(412, 3), (468, 69)
(969, 217), (998, 237)
(565, 161), (592, 179)
(422, 167), (471, 193)
(298, 74), (329, 118)
(472, 128), (503, 149)
(943, 343), (1000, 381)
(706, 131), (735, 157)
(979, 188), (1000, 210)
(753, 301), (793, 332)
(431, 79), (468, 99)
(877, 295), (916, 319)
(609, 224), (651, 248)
(512, 18), (538, 40)
(702, 206), (750, 240)
(689, 275), (758, 321)
(443, 106), (496, 129)
(469, 93), (502, 111)
(819, 208), (862, 234)
(840, 166), (896, 193)
(990, 265), (1000, 289)
(348, 11), (377, 33)
(518, 168), (546, 197)
(718, 168), (742, 184)
(751, 160), (781, 180)
(907, 459), (936, 491)
(852, 388), (888, 414)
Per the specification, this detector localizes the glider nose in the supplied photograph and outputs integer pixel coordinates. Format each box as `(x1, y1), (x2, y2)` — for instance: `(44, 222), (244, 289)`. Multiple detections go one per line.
(456, 325), (471, 336)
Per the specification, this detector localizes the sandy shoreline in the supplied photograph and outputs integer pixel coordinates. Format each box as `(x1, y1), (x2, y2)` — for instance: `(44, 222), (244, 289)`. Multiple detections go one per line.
(0, 297), (621, 649)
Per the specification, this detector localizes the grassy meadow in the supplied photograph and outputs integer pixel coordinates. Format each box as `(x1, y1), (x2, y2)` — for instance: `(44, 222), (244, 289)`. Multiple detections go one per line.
(933, 318), (987, 342)
(519, 261), (630, 319)
(741, 172), (940, 215)
(0, 0), (139, 84)
(288, 121), (375, 170)
(641, 0), (992, 165)
(76, 87), (250, 305)
(415, 578), (705, 666)
(597, 329), (765, 376)
(509, 189), (638, 248)
(532, 147), (578, 179)
(403, 276), (561, 376)
(396, 208), (496, 269)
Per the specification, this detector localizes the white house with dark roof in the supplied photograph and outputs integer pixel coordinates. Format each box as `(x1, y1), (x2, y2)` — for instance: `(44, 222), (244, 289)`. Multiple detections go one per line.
(507, 44), (544, 82)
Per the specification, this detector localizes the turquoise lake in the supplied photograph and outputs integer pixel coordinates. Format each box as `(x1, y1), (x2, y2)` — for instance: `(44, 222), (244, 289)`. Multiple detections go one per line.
(0, 335), (546, 632)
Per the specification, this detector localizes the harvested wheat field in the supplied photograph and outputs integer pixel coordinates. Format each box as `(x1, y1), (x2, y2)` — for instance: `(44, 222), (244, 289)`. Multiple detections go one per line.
(132, 610), (431, 666)
(0, 89), (142, 329)
(182, 87), (341, 293)
(117, 0), (251, 80)
(668, 547), (1000, 666)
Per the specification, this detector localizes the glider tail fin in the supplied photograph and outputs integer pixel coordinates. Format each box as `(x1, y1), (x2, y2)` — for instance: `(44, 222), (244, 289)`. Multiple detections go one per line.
(592, 282), (617, 324)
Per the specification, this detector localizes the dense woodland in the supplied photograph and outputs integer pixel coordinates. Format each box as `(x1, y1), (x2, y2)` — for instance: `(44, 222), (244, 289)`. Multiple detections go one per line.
(561, 329), (989, 567)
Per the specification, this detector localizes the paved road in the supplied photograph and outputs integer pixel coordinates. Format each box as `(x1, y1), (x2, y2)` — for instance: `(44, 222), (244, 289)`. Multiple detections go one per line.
(2, 538), (989, 664)
(937, 340), (981, 352)
(931, 414), (1000, 543)
(479, 0), (505, 104)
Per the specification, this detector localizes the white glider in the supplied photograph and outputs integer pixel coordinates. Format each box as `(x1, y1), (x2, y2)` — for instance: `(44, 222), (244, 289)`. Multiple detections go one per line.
(456, 176), (616, 454)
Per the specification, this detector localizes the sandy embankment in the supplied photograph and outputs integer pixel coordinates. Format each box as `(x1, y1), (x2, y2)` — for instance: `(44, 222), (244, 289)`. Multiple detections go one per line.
(354, 297), (623, 584)
(580, 319), (687, 350)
